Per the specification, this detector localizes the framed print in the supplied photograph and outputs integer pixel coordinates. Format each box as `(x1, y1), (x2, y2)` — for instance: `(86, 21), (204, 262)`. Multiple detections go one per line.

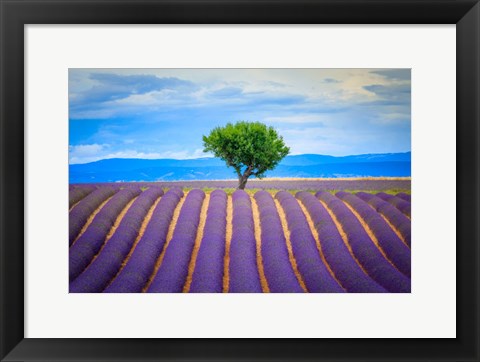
(1, 0), (479, 361)
(67, 67), (412, 295)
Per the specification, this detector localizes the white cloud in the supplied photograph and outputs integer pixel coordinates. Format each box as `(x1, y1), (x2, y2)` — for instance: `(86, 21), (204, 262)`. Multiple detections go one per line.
(111, 89), (179, 106)
(279, 127), (363, 156)
(154, 148), (206, 160)
(264, 114), (326, 124)
(69, 145), (208, 164)
(69, 143), (104, 154)
(69, 144), (107, 164)
(371, 112), (411, 125)
(70, 68), (411, 120)
(69, 69), (411, 157)
(70, 108), (118, 120)
(102, 150), (163, 159)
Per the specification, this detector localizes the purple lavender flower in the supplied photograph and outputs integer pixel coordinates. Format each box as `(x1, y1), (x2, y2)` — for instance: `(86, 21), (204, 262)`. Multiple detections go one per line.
(228, 190), (263, 293)
(376, 192), (411, 218)
(296, 192), (386, 293)
(147, 189), (205, 293)
(254, 191), (304, 293)
(356, 192), (411, 247)
(104, 188), (183, 293)
(189, 189), (227, 293)
(69, 185), (97, 209)
(275, 191), (344, 292)
(69, 186), (118, 244)
(316, 191), (410, 293)
(76, 179), (410, 192)
(70, 187), (164, 292)
(396, 192), (411, 203)
(229, 190), (262, 293)
(336, 191), (410, 278)
(69, 187), (142, 281)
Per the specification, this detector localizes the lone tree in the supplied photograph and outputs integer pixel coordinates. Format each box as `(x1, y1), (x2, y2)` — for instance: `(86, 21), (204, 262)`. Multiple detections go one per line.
(203, 121), (290, 190)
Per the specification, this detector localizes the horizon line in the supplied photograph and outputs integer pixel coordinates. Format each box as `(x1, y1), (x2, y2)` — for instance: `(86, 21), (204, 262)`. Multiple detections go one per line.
(69, 151), (412, 165)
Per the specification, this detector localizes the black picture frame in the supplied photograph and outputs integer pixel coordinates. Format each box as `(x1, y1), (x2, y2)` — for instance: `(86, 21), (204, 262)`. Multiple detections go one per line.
(1, 0), (479, 361)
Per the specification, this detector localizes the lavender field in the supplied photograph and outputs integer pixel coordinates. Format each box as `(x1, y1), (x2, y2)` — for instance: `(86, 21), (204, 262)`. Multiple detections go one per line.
(70, 178), (411, 193)
(69, 181), (411, 293)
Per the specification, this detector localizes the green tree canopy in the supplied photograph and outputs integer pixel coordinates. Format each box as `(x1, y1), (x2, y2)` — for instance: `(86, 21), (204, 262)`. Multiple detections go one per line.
(203, 121), (290, 189)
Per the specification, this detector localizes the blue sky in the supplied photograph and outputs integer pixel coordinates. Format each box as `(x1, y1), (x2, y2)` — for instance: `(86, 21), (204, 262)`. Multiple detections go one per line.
(69, 69), (411, 164)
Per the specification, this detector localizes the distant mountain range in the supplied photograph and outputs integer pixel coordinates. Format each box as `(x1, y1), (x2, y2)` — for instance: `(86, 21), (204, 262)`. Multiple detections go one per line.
(69, 152), (411, 183)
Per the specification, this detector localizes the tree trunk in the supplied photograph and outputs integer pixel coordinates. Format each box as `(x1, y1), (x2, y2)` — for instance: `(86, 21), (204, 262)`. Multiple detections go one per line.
(238, 175), (249, 190)
(237, 165), (253, 190)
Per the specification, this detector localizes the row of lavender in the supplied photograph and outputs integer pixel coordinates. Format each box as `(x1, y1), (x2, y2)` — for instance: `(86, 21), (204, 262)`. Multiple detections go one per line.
(69, 186), (411, 293)
(70, 178), (411, 192)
